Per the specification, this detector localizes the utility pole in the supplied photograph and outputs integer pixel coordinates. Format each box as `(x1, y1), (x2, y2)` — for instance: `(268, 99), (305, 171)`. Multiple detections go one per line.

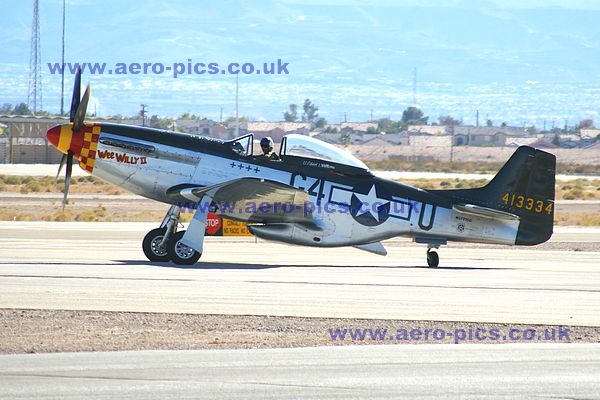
(219, 107), (223, 123)
(235, 74), (239, 136)
(344, 112), (347, 123)
(476, 110), (479, 127)
(412, 67), (417, 106)
(140, 104), (148, 126)
(60, 0), (65, 115)
(28, 0), (42, 114)
(370, 109), (373, 122)
(450, 125), (455, 163)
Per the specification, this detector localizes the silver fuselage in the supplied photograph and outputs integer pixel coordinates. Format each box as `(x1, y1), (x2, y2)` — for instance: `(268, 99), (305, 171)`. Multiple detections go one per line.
(93, 131), (519, 248)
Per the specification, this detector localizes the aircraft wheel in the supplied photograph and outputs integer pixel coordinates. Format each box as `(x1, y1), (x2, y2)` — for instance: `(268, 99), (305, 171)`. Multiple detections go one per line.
(142, 228), (171, 262)
(427, 250), (439, 267)
(168, 231), (201, 265)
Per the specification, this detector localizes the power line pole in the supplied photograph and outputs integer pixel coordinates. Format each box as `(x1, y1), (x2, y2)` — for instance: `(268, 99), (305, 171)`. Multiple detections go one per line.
(235, 74), (239, 136)
(412, 67), (417, 106)
(450, 125), (455, 163)
(140, 104), (148, 126)
(28, 0), (42, 114)
(60, 0), (65, 115)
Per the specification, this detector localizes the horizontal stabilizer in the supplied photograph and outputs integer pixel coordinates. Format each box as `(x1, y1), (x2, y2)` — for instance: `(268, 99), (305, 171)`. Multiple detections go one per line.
(453, 204), (519, 221)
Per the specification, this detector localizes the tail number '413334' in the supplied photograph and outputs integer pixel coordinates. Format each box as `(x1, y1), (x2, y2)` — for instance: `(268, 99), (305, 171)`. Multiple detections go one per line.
(501, 192), (553, 214)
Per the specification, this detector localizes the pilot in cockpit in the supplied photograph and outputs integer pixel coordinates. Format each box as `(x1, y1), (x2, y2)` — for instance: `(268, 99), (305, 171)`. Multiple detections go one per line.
(257, 137), (281, 161)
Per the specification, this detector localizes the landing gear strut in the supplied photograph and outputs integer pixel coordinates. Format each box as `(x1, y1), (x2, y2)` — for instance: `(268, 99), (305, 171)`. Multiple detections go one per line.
(142, 206), (202, 265)
(142, 205), (184, 263)
(142, 198), (209, 266)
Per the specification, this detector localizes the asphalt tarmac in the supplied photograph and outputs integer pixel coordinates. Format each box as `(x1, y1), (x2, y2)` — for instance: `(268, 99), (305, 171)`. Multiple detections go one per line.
(1, 222), (599, 326)
(1, 221), (599, 398)
(0, 344), (598, 399)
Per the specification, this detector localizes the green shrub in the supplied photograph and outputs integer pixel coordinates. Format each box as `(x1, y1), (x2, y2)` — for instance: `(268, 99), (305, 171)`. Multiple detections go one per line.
(4, 176), (20, 185)
(25, 181), (41, 192)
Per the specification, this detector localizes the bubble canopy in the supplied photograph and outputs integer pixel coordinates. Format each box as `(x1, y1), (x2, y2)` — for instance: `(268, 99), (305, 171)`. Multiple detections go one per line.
(280, 134), (369, 170)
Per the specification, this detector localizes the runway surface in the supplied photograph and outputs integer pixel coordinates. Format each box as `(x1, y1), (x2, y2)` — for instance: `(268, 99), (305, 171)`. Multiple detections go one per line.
(1, 222), (599, 326)
(0, 344), (598, 399)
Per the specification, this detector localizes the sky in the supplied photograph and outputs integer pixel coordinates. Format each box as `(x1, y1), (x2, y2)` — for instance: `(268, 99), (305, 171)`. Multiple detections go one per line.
(1, 0), (600, 126)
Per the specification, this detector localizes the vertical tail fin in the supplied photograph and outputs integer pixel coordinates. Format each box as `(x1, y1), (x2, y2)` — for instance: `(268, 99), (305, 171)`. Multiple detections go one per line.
(436, 146), (556, 245)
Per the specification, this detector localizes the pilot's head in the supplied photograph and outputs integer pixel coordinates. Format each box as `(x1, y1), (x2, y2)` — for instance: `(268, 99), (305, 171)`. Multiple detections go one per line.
(260, 137), (274, 154)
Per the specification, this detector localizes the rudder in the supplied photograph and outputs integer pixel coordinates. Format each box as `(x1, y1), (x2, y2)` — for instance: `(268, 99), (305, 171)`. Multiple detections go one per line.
(435, 146), (556, 245)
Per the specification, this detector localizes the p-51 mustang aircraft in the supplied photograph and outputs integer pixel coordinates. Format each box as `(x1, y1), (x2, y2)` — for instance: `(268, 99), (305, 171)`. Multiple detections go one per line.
(46, 69), (555, 266)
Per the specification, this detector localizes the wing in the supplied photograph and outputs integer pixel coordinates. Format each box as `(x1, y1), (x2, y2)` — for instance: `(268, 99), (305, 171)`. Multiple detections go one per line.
(166, 178), (316, 226)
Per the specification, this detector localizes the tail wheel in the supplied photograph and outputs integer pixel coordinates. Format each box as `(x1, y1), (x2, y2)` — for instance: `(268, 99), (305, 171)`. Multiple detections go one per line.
(168, 230), (201, 265)
(427, 249), (439, 267)
(142, 228), (171, 262)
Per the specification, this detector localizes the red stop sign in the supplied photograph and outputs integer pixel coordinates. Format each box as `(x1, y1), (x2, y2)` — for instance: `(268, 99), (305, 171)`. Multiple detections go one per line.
(205, 213), (222, 235)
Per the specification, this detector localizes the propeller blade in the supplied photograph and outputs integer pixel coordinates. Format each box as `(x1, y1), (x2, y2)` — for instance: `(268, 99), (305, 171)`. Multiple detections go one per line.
(70, 67), (82, 123)
(72, 84), (90, 132)
(62, 151), (73, 210)
(56, 153), (67, 183)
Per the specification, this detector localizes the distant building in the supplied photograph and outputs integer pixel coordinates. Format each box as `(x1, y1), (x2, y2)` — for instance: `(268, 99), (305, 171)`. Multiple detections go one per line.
(173, 119), (248, 140)
(451, 126), (528, 146)
(560, 139), (580, 149)
(324, 122), (377, 134)
(525, 138), (559, 149)
(0, 115), (69, 163)
(313, 132), (364, 145)
(407, 125), (447, 135)
(246, 121), (310, 133)
(580, 128), (600, 140)
(505, 137), (540, 147)
(174, 118), (229, 139)
(175, 118), (200, 132)
(409, 134), (452, 148)
(0, 115), (233, 163)
(362, 132), (409, 146)
(315, 130), (412, 146)
(556, 134), (582, 142)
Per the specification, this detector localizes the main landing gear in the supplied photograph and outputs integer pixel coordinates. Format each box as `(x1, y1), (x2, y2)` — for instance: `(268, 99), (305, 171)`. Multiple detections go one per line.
(142, 205), (202, 265)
